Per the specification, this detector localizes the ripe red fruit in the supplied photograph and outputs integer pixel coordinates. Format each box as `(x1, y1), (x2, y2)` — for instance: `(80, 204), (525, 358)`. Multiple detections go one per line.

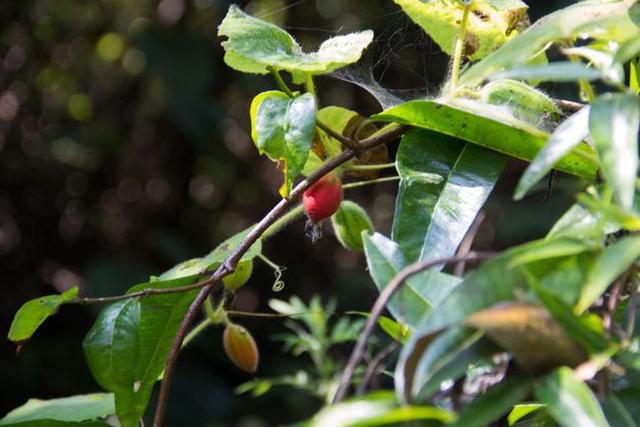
(223, 323), (259, 373)
(303, 173), (343, 224)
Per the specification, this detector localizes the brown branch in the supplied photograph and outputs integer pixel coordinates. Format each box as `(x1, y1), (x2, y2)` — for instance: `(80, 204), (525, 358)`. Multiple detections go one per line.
(151, 123), (407, 427)
(74, 277), (216, 304)
(316, 119), (362, 152)
(453, 211), (486, 277)
(357, 342), (399, 395)
(331, 251), (496, 404)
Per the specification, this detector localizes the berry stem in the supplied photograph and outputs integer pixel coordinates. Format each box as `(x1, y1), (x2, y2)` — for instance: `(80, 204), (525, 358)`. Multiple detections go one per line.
(269, 67), (295, 98)
(346, 162), (396, 171)
(449, 1), (472, 93)
(182, 318), (213, 348)
(342, 176), (400, 189)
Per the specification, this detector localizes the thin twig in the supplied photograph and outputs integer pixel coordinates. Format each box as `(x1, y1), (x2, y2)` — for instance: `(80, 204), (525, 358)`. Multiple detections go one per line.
(316, 119), (361, 152)
(74, 277), (215, 304)
(555, 99), (585, 112)
(332, 251), (496, 403)
(342, 176), (401, 190)
(357, 342), (399, 395)
(151, 123), (407, 427)
(453, 211), (486, 277)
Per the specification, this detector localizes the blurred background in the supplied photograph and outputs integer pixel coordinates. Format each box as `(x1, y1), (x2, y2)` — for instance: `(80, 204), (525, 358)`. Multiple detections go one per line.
(1, 0), (580, 425)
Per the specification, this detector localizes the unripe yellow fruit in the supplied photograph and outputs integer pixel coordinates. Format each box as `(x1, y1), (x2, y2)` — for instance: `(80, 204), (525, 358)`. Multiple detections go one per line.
(223, 323), (259, 373)
(222, 260), (253, 291)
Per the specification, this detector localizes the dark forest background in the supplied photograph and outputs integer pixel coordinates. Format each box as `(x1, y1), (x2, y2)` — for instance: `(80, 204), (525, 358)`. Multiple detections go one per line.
(1, 1), (579, 425)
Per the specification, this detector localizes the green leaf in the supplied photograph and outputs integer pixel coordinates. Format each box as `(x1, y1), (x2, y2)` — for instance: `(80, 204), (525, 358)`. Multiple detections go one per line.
(614, 36), (640, 66)
(393, 0), (529, 61)
(250, 91), (316, 197)
(377, 315), (409, 344)
(8, 287), (78, 343)
(576, 235), (640, 313)
(307, 392), (454, 427)
(536, 367), (610, 427)
(450, 378), (534, 427)
(535, 288), (609, 354)
(362, 232), (461, 329)
(399, 327), (498, 402)
(515, 107), (591, 200)
(547, 203), (618, 241)
(83, 276), (199, 427)
(589, 93), (640, 210)
(392, 129), (506, 263)
(460, 0), (640, 87)
(372, 99), (598, 180)
(157, 226), (262, 281)
(0, 421), (109, 427)
(491, 62), (602, 82)
(508, 404), (544, 426)
(602, 395), (638, 427)
(218, 5), (373, 77)
(479, 79), (560, 125)
(465, 302), (587, 373)
(0, 394), (114, 426)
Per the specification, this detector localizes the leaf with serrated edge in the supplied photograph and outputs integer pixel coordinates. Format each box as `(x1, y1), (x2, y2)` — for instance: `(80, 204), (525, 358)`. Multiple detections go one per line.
(218, 5), (373, 77)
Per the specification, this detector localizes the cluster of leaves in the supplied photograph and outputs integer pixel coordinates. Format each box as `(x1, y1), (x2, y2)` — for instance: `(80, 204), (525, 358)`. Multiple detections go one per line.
(5, 0), (640, 426)
(237, 296), (366, 402)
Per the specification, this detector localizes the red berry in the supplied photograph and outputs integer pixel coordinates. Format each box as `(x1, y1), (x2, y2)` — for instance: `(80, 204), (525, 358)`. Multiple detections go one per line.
(303, 173), (343, 223)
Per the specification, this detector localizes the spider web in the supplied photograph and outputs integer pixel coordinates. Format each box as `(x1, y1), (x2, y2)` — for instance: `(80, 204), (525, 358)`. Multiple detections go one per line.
(256, 0), (449, 110)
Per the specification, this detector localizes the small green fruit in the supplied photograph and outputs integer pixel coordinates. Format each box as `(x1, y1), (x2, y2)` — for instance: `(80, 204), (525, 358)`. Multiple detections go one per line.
(223, 260), (253, 291)
(331, 200), (374, 252)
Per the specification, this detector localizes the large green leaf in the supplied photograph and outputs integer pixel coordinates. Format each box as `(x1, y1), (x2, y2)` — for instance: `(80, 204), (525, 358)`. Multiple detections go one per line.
(218, 5), (373, 79)
(576, 235), (640, 313)
(8, 287), (78, 343)
(372, 99), (597, 180)
(589, 93), (640, 210)
(602, 396), (638, 427)
(450, 378), (534, 427)
(547, 203), (619, 241)
(83, 276), (199, 427)
(397, 327), (498, 402)
(0, 394), (114, 426)
(305, 392), (454, 427)
(515, 107), (591, 200)
(396, 238), (596, 398)
(250, 91), (316, 197)
(460, 0), (640, 87)
(465, 302), (587, 373)
(535, 288), (609, 355)
(393, 0), (528, 61)
(491, 62), (602, 82)
(362, 232), (460, 329)
(392, 129), (506, 263)
(480, 79), (560, 125)
(536, 367), (610, 427)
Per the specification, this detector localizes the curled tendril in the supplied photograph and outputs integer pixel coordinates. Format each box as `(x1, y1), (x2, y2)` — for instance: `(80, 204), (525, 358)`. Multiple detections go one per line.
(272, 265), (286, 292)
